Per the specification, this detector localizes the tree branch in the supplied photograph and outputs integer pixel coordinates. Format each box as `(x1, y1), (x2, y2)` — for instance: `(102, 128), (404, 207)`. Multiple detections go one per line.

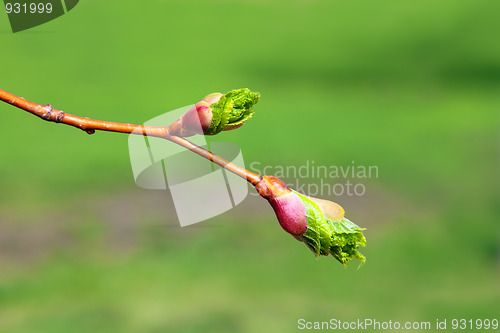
(0, 88), (262, 186)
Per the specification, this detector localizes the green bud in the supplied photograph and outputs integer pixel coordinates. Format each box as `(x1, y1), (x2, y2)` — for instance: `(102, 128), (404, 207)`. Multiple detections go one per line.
(256, 176), (366, 266)
(205, 88), (260, 135)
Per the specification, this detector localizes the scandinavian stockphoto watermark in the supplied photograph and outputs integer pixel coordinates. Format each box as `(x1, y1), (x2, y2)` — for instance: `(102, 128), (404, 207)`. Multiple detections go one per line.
(127, 104), (377, 226)
(250, 160), (378, 197)
(3, 0), (79, 32)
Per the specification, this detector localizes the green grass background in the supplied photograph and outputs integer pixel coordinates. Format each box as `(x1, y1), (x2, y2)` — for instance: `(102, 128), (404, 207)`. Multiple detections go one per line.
(0, 0), (499, 332)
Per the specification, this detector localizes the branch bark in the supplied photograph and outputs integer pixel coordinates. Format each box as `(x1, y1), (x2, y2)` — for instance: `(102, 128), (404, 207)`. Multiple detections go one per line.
(0, 88), (262, 186)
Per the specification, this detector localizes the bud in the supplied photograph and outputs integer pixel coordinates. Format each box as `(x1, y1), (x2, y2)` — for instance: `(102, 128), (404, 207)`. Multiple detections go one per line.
(256, 176), (308, 236)
(168, 88), (260, 137)
(256, 176), (366, 265)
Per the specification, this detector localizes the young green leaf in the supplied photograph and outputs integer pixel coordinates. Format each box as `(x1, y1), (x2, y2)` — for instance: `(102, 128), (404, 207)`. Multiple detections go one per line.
(295, 192), (366, 265)
(206, 88), (260, 135)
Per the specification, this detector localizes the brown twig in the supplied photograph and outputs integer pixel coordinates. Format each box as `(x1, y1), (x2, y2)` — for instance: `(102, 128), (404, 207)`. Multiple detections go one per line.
(167, 136), (261, 185)
(0, 88), (262, 186)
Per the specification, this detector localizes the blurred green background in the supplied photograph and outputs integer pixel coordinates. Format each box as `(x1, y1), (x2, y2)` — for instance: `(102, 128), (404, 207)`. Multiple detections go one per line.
(0, 0), (499, 332)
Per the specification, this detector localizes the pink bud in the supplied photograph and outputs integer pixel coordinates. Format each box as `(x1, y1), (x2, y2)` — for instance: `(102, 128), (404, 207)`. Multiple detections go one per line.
(256, 176), (307, 236)
(168, 93), (223, 137)
(269, 191), (308, 236)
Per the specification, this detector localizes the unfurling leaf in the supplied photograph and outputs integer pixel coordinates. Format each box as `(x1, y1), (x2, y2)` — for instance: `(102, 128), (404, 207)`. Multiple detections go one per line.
(295, 192), (366, 266)
(206, 88), (260, 135)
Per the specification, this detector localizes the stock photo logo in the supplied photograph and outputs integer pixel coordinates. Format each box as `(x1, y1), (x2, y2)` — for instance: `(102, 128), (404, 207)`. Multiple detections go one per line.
(4, 0), (78, 32)
(128, 105), (248, 227)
